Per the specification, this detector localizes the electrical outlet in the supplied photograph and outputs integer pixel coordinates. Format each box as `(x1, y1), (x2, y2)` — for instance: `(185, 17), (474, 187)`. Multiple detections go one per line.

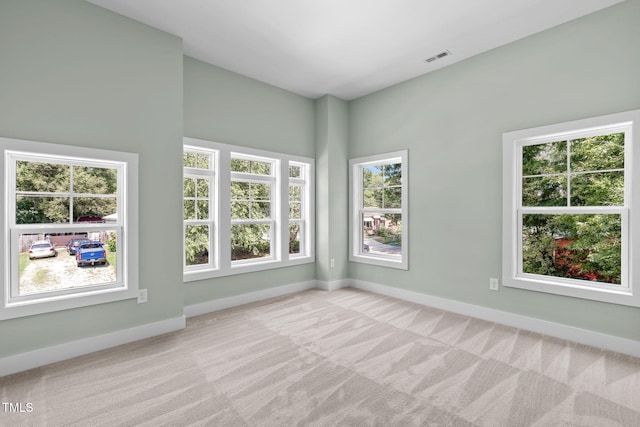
(330, 258), (335, 268)
(489, 278), (500, 291)
(137, 289), (148, 304)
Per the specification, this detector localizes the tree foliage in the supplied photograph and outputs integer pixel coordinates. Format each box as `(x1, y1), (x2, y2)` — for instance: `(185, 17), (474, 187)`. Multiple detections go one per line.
(522, 133), (624, 284)
(16, 161), (117, 224)
(362, 163), (401, 209)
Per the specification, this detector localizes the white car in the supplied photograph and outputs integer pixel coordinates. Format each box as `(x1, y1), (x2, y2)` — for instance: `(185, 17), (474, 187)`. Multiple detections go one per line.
(28, 240), (58, 260)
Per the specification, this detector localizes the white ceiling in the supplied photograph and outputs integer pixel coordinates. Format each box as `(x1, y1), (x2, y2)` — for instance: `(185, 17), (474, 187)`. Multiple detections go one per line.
(86, 0), (622, 100)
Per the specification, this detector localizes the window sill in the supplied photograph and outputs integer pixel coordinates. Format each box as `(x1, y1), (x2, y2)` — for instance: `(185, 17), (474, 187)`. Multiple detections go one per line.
(349, 254), (408, 270)
(0, 287), (139, 320)
(503, 275), (640, 307)
(183, 255), (315, 282)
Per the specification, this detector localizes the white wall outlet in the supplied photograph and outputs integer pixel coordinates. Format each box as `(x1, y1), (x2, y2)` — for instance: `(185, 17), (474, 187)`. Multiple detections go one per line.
(330, 258), (335, 268)
(489, 278), (500, 291)
(137, 289), (148, 304)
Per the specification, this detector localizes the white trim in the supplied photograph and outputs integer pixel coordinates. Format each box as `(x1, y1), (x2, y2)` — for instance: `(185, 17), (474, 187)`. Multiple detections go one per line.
(349, 150), (408, 270)
(184, 280), (317, 318)
(502, 109), (640, 307)
(183, 137), (315, 282)
(316, 279), (352, 291)
(0, 316), (185, 377)
(0, 136), (139, 320)
(350, 279), (640, 359)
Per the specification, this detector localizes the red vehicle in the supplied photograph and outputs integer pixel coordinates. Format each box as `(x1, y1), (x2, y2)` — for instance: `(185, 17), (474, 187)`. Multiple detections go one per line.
(76, 215), (103, 223)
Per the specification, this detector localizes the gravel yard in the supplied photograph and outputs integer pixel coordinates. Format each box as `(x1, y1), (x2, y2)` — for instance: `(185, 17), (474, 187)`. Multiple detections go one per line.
(20, 249), (116, 295)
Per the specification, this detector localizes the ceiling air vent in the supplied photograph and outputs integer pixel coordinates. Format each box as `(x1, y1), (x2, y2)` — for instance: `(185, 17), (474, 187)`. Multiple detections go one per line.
(425, 50), (452, 63)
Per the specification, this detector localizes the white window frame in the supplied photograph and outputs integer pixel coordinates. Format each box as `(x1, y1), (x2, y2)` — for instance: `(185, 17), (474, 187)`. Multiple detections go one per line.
(502, 109), (640, 307)
(349, 150), (408, 270)
(288, 161), (308, 259)
(183, 146), (218, 273)
(0, 137), (139, 320)
(183, 137), (315, 282)
(230, 153), (278, 265)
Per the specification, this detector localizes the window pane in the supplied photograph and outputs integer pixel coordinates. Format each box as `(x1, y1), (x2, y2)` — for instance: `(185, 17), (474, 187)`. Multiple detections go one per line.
(231, 159), (272, 175)
(197, 200), (209, 219)
(250, 160), (271, 175)
(289, 165), (302, 178)
(16, 196), (70, 224)
(73, 196), (117, 221)
(250, 202), (271, 219)
(232, 182), (271, 219)
(250, 183), (271, 200)
(289, 222), (301, 254)
(289, 185), (301, 202)
(184, 200), (195, 220)
(19, 230), (117, 296)
(570, 133), (624, 172)
(363, 165), (383, 187)
(231, 224), (271, 261)
(184, 152), (211, 169)
(522, 214), (621, 284)
(16, 161), (70, 192)
(231, 201), (249, 219)
(183, 152), (196, 168)
(231, 181), (249, 199)
(184, 178), (196, 198)
(231, 159), (250, 173)
(361, 213), (402, 257)
(197, 178), (209, 198)
(383, 164), (402, 185)
(290, 202), (301, 219)
(522, 176), (567, 207)
(384, 187), (402, 209)
(522, 141), (567, 176)
(196, 153), (210, 169)
(185, 225), (209, 266)
(570, 171), (624, 206)
(73, 166), (117, 194)
(363, 189), (383, 208)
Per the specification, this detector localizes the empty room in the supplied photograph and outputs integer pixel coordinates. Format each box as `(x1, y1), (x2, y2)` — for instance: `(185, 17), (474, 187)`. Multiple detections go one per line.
(1, 0), (640, 425)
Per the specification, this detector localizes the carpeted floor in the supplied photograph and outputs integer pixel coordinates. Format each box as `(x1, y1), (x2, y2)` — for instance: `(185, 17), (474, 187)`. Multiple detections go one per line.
(2, 288), (640, 426)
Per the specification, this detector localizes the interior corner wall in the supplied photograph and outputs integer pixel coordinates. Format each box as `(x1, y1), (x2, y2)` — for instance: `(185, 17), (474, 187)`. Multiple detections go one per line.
(182, 56), (317, 306)
(315, 95), (349, 284)
(0, 0), (184, 358)
(348, 0), (640, 341)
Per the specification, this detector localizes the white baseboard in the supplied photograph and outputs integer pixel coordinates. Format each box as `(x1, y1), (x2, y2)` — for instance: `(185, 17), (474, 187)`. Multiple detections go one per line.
(0, 315), (186, 378)
(316, 279), (351, 292)
(184, 280), (317, 318)
(350, 279), (640, 359)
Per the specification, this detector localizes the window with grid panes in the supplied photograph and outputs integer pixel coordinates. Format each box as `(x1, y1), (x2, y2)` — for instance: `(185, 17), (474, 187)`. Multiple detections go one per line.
(349, 150), (408, 270)
(502, 109), (640, 307)
(0, 136), (139, 320)
(183, 137), (315, 281)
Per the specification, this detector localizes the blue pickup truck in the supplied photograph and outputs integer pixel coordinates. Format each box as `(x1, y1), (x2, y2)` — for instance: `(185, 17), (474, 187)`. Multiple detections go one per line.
(76, 241), (107, 267)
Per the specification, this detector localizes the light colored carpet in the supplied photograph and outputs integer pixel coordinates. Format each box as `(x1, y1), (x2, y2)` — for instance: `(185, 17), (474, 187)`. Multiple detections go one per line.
(1, 288), (640, 426)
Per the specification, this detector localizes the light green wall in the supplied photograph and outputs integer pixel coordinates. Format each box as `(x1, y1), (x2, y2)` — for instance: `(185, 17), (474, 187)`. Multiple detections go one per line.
(315, 95), (349, 283)
(348, 0), (640, 340)
(0, 0), (184, 357)
(182, 57), (316, 306)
